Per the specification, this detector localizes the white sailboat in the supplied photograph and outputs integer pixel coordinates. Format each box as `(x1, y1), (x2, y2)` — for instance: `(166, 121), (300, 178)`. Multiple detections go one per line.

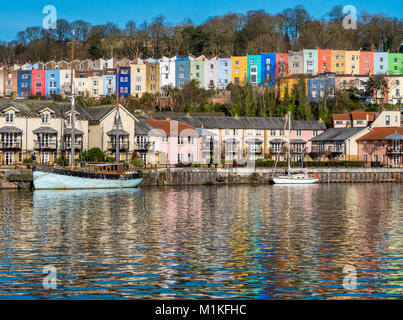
(272, 111), (319, 184)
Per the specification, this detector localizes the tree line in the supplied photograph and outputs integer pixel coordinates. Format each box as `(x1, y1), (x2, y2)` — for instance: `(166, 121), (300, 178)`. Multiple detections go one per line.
(1, 5), (403, 65)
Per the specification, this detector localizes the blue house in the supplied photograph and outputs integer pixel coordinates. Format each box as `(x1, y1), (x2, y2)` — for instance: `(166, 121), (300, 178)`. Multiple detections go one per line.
(103, 70), (116, 96)
(175, 59), (190, 89)
(117, 66), (131, 98)
(45, 70), (60, 97)
(261, 53), (276, 87)
(218, 58), (232, 89)
(373, 52), (388, 75)
(307, 73), (335, 102)
(17, 70), (32, 98)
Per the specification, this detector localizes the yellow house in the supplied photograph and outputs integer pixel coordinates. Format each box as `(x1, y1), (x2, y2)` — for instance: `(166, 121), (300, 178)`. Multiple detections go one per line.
(331, 50), (346, 74)
(276, 76), (307, 99)
(231, 56), (247, 86)
(345, 50), (360, 75)
(145, 59), (160, 94)
(130, 59), (147, 97)
(88, 70), (103, 98)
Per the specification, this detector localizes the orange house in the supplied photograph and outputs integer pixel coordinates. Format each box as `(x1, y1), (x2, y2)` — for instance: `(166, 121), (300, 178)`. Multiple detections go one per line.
(276, 53), (289, 78)
(360, 52), (374, 75)
(318, 50), (331, 73)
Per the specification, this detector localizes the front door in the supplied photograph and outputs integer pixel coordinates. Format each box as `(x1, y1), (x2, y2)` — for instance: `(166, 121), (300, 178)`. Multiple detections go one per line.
(40, 152), (49, 164)
(393, 155), (400, 167)
(5, 152), (14, 165)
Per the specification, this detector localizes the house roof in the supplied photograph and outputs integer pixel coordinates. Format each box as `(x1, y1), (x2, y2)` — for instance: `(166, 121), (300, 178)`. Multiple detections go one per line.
(350, 111), (378, 121)
(32, 127), (58, 134)
(139, 114), (326, 130)
(135, 119), (155, 135)
(84, 105), (115, 122)
(64, 128), (84, 135)
(357, 127), (403, 141)
(0, 126), (23, 133)
(145, 119), (196, 136)
(106, 129), (129, 136)
(332, 114), (350, 121)
(195, 128), (217, 136)
(311, 127), (367, 142)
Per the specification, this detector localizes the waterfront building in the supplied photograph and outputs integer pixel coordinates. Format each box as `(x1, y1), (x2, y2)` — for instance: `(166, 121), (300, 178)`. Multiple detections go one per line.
(331, 50), (346, 74)
(307, 72), (335, 102)
(86, 105), (137, 161)
(145, 119), (199, 165)
(288, 50), (304, 74)
(133, 119), (157, 164)
(345, 51), (361, 75)
(3, 69), (19, 97)
(0, 100), (88, 165)
(60, 69), (74, 97)
(373, 52), (388, 75)
(190, 56), (205, 88)
(31, 70), (46, 97)
(303, 49), (318, 75)
(218, 58), (231, 89)
(45, 70), (60, 97)
(204, 57), (219, 90)
(332, 114), (352, 128)
(360, 52), (374, 75)
(388, 53), (403, 74)
(357, 127), (403, 166)
(247, 55), (261, 87)
(318, 50), (331, 73)
(17, 70), (32, 98)
(102, 68), (117, 97)
(332, 111), (400, 128)
(117, 66), (131, 98)
(158, 57), (176, 92)
(145, 59), (160, 95)
(261, 53), (276, 87)
(231, 56), (247, 86)
(310, 127), (370, 161)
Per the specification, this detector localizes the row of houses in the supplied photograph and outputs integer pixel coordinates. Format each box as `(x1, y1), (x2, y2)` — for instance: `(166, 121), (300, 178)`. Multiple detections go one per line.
(0, 50), (403, 99)
(0, 99), (401, 167)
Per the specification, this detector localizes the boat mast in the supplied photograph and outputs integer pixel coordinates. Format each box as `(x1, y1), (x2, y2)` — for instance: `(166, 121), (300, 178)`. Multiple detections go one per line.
(70, 29), (76, 169)
(287, 110), (291, 173)
(115, 64), (120, 162)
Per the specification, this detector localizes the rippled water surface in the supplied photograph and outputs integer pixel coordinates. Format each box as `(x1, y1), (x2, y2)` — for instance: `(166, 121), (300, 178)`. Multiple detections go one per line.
(0, 184), (401, 299)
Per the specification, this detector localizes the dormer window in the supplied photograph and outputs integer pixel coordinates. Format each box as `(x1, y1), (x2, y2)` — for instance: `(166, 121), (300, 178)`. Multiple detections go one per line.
(5, 112), (14, 123)
(67, 114), (72, 125)
(42, 113), (50, 123)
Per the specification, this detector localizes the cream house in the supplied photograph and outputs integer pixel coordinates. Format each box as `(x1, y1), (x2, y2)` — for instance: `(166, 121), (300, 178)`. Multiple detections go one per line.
(86, 104), (138, 161)
(88, 70), (103, 98)
(130, 59), (147, 97)
(0, 100), (89, 165)
(388, 75), (403, 105)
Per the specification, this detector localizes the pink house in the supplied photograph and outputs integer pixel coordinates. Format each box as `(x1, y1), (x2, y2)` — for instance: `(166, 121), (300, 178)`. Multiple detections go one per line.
(31, 70), (46, 96)
(146, 119), (200, 165)
(290, 126), (326, 154)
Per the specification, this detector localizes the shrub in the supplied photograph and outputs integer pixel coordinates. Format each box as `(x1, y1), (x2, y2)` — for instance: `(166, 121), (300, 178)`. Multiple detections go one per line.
(130, 158), (144, 167)
(23, 158), (31, 164)
(79, 147), (105, 162)
(55, 157), (69, 166)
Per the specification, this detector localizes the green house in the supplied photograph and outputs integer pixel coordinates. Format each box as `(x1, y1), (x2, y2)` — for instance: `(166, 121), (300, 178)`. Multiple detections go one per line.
(190, 58), (205, 88)
(388, 53), (403, 74)
(247, 55), (261, 86)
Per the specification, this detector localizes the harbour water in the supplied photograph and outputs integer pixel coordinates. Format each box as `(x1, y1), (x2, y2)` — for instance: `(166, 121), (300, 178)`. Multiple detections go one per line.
(0, 184), (401, 299)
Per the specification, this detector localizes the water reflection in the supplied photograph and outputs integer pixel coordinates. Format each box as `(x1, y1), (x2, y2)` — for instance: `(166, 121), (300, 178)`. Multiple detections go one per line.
(0, 184), (401, 299)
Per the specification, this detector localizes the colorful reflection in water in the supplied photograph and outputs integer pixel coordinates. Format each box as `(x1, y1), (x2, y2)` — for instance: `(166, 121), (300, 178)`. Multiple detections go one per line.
(0, 184), (401, 299)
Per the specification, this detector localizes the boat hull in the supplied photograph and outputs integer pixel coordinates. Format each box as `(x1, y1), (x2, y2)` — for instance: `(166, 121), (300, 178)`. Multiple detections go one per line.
(272, 177), (319, 184)
(33, 167), (143, 190)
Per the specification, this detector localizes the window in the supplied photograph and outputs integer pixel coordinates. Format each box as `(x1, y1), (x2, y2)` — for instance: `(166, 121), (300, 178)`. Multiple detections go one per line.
(93, 80), (99, 86)
(225, 129), (230, 135)
(36, 81), (42, 87)
(313, 130), (318, 136)
(162, 135), (168, 142)
(256, 130), (262, 136)
(196, 65), (199, 70)
(150, 84), (156, 91)
(41, 113), (50, 123)
(179, 73), (185, 78)
(188, 153), (194, 162)
(247, 129), (253, 136)
(235, 61), (239, 65)
(178, 136), (184, 145)
(386, 115), (390, 125)
(180, 65), (184, 71)
(135, 85), (142, 92)
(5, 112), (14, 123)
(363, 154), (367, 162)
(188, 136), (193, 144)
(270, 130), (276, 136)
(37, 74), (41, 79)
(279, 130), (284, 136)
(135, 76), (142, 82)
(196, 72), (200, 78)
(150, 75), (156, 81)
(177, 153), (183, 162)
(296, 130), (302, 136)
(235, 68), (239, 74)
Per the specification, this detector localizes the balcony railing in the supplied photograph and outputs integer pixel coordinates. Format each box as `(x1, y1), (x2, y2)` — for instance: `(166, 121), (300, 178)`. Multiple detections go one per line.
(269, 147), (285, 154)
(34, 140), (58, 150)
(0, 141), (22, 149)
(134, 142), (152, 151)
(247, 147), (263, 154)
(107, 141), (129, 151)
(311, 145), (344, 153)
(63, 141), (83, 151)
(387, 147), (403, 154)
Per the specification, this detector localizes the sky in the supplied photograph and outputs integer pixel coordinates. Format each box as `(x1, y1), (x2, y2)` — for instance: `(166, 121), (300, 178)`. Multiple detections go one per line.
(0, 0), (402, 42)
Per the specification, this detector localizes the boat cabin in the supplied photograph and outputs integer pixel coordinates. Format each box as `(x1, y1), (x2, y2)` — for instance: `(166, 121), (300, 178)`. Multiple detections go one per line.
(86, 163), (126, 175)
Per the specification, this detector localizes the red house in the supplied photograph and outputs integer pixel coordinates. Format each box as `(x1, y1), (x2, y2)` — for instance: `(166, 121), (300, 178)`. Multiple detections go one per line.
(318, 50), (332, 73)
(31, 70), (46, 96)
(360, 52), (374, 75)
